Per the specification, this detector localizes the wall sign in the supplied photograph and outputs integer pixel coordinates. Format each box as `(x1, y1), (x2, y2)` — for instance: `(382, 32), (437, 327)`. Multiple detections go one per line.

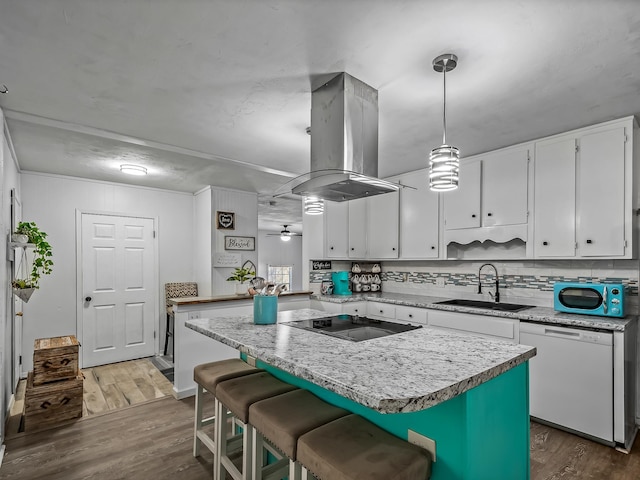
(213, 252), (242, 267)
(216, 211), (235, 230)
(312, 260), (332, 270)
(225, 236), (255, 251)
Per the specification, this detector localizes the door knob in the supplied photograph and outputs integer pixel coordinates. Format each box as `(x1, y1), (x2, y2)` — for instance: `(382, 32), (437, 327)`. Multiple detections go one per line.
(85, 296), (92, 302)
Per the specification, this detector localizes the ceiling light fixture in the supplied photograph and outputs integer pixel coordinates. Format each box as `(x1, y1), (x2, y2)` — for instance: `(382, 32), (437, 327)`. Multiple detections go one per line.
(280, 225), (293, 242)
(304, 196), (324, 215)
(120, 164), (147, 176)
(429, 53), (460, 192)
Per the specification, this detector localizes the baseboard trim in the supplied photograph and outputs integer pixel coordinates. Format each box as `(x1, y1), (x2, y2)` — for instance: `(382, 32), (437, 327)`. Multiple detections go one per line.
(173, 385), (195, 399)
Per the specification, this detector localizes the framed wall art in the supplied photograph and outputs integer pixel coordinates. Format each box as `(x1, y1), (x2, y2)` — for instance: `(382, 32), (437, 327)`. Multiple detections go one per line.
(216, 211), (235, 230)
(225, 236), (255, 251)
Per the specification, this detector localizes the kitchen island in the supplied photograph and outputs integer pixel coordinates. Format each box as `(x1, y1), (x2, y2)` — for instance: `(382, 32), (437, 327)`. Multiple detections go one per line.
(186, 308), (536, 480)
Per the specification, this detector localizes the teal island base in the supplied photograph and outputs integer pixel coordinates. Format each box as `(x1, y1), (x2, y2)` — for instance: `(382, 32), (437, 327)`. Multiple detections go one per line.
(249, 357), (530, 480)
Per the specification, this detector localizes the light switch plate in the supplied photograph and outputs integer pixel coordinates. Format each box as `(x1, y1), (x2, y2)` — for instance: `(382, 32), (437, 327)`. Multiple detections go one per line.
(408, 430), (436, 462)
(436, 277), (445, 288)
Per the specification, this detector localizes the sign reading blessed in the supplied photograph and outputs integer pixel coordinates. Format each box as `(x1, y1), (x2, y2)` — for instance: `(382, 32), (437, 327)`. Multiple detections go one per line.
(225, 236), (255, 251)
(216, 211), (235, 230)
(312, 260), (332, 270)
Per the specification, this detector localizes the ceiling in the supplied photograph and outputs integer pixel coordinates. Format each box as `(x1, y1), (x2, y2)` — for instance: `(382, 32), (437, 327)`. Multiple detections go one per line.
(1, 1), (640, 233)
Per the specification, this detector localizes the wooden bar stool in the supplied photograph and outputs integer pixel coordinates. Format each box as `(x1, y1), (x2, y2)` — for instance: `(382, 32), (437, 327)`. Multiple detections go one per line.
(297, 414), (432, 480)
(215, 372), (298, 480)
(248, 389), (351, 480)
(193, 359), (263, 459)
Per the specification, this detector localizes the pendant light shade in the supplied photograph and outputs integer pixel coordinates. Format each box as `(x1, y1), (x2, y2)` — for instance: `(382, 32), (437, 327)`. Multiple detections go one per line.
(304, 196), (324, 215)
(429, 53), (460, 192)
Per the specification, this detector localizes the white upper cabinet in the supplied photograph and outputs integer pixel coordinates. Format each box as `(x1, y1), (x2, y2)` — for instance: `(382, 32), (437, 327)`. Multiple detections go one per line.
(534, 136), (577, 257)
(533, 119), (635, 259)
(325, 201), (349, 258)
(482, 147), (529, 227)
(348, 198), (368, 258)
(444, 145), (529, 231)
(397, 170), (439, 258)
(443, 160), (481, 230)
(367, 190), (400, 259)
(577, 126), (627, 257)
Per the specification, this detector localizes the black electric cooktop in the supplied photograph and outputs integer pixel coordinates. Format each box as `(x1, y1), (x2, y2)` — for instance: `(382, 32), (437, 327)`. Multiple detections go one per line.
(282, 314), (422, 342)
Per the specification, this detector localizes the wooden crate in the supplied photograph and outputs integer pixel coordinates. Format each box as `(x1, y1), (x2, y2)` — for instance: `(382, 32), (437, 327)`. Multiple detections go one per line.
(33, 335), (80, 385)
(23, 370), (83, 432)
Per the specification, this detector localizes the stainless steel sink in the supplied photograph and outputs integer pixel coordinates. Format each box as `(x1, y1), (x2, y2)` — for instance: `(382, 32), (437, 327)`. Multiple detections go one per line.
(435, 299), (533, 312)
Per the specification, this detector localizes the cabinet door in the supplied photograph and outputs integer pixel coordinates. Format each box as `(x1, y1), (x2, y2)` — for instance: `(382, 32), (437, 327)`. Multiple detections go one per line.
(428, 310), (517, 343)
(398, 171), (439, 258)
(534, 136), (576, 257)
(577, 127), (626, 256)
(444, 160), (481, 230)
(367, 191), (399, 259)
(325, 201), (348, 258)
(348, 198), (368, 258)
(482, 147), (529, 227)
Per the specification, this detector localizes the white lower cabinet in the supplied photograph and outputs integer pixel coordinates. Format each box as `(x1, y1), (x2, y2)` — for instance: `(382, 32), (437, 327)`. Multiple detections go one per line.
(427, 310), (518, 343)
(395, 305), (428, 325)
(366, 301), (396, 320)
(342, 302), (366, 316)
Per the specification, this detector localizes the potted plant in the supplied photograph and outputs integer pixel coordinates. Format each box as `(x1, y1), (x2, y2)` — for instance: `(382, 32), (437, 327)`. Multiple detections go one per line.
(226, 267), (255, 295)
(11, 221), (54, 303)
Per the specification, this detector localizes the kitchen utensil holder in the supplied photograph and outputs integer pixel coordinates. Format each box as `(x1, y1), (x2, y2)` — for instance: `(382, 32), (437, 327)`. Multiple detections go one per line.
(253, 295), (278, 325)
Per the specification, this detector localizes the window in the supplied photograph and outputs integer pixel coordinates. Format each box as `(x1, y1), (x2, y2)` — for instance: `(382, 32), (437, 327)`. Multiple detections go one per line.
(267, 265), (292, 291)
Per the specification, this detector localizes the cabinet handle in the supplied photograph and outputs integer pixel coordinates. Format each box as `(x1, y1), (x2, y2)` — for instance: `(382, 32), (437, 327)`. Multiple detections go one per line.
(586, 239), (593, 244)
(487, 212), (493, 217)
(379, 310), (383, 314)
(351, 247), (355, 251)
(408, 314), (413, 318)
(542, 241), (548, 246)
(392, 247), (396, 251)
(354, 309), (359, 313)
(471, 214), (476, 218)
(330, 246), (334, 250)
(431, 246), (435, 250)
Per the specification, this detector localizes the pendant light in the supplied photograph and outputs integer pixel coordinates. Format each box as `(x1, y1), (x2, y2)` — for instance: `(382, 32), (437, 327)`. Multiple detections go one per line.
(304, 196), (324, 215)
(429, 53), (459, 192)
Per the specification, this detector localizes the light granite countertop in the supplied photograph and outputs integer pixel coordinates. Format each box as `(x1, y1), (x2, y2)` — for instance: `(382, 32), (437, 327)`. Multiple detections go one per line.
(311, 292), (634, 331)
(186, 308), (536, 414)
(169, 290), (311, 305)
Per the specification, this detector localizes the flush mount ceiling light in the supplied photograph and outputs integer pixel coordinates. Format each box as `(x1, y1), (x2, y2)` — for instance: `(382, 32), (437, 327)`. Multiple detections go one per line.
(429, 53), (460, 192)
(120, 164), (147, 176)
(304, 196), (324, 215)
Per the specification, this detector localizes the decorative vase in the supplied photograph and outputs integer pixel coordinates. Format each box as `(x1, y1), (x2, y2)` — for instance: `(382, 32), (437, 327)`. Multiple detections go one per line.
(12, 233), (29, 243)
(235, 282), (248, 295)
(13, 287), (35, 303)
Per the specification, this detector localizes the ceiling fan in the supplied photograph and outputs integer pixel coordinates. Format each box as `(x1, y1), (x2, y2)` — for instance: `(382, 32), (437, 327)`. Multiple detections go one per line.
(267, 225), (302, 242)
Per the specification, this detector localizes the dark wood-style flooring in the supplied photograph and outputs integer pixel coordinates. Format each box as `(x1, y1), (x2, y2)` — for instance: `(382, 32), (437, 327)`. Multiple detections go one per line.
(2, 392), (639, 479)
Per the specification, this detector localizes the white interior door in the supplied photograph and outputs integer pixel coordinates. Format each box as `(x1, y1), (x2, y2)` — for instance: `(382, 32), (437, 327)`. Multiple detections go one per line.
(81, 213), (156, 368)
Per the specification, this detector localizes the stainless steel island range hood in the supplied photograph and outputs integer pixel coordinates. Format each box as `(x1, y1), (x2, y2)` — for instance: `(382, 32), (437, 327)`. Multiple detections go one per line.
(290, 73), (400, 202)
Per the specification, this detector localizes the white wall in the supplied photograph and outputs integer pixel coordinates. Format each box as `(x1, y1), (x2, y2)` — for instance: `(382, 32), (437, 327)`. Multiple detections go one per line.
(1, 109), (21, 446)
(211, 187), (258, 295)
(194, 187), (213, 296)
(20, 172), (194, 373)
(258, 230), (303, 291)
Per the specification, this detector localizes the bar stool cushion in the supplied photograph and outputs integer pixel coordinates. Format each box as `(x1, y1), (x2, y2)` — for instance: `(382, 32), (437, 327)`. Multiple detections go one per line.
(193, 359), (262, 390)
(297, 414), (432, 480)
(216, 372), (298, 423)
(249, 389), (350, 459)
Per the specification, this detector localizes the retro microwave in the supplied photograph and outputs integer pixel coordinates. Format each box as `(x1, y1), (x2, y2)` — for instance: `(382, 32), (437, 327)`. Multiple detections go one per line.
(553, 282), (625, 318)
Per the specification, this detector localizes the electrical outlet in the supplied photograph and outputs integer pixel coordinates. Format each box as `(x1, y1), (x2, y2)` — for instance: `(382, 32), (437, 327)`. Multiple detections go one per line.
(188, 312), (201, 320)
(435, 277), (445, 288)
(402, 272), (409, 283)
(408, 430), (436, 462)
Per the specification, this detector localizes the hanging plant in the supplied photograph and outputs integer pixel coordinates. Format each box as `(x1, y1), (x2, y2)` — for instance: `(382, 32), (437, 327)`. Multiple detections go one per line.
(13, 221), (54, 289)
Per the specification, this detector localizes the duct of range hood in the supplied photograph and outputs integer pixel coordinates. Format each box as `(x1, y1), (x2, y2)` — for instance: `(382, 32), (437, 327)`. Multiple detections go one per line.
(287, 73), (400, 202)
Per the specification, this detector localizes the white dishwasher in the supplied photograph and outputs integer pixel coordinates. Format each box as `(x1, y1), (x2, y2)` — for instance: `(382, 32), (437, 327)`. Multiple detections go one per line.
(520, 322), (613, 443)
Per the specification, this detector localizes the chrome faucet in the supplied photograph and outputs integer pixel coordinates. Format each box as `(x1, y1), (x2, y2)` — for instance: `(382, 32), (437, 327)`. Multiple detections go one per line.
(478, 263), (500, 303)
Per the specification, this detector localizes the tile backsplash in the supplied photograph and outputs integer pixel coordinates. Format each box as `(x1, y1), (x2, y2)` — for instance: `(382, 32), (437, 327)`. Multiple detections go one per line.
(310, 259), (640, 314)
